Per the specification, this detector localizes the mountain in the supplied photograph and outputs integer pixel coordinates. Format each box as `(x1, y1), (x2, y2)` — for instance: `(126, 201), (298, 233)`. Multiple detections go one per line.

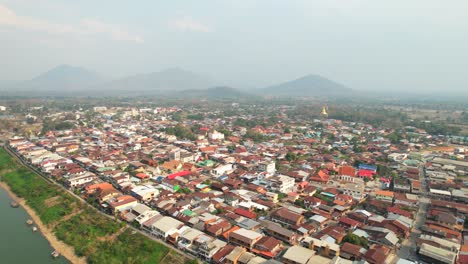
(261, 74), (351, 96)
(14, 64), (102, 94)
(99, 68), (214, 93)
(0, 66), (216, 96)
(176, 86), (254, 99)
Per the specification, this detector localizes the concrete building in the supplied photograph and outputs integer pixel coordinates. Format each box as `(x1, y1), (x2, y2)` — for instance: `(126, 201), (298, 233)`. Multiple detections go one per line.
(268, 175), (295, 194)
(229, 228), (263, 250)
(282, 246), (314, 264)
(419, 243), (457, 264)
(151, 216), (185, 240)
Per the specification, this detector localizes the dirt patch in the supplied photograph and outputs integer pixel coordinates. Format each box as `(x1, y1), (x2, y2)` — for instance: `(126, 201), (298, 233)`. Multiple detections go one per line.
(159, 250), (190, 264)
(49, 209), (84, 229)
(44, 196), (61, 208)
(97, 226), (127, 243)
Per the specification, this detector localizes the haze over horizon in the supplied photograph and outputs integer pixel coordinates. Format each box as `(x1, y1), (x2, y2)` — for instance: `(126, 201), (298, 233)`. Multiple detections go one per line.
(1, 0), (467, 93)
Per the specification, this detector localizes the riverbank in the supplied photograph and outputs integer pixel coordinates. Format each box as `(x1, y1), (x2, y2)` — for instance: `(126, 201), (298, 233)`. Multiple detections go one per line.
(0, 181), (86, 264)
(0, 147), (190, 263)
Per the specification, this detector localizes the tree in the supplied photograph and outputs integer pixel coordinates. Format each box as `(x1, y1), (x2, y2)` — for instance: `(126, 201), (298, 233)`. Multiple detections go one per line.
(343, 233), (368, 247)
(387, 132), (402, 144)
(278, 193), (287, 200)
(353, 160), (361, 167)
(294, 199), (305, 208)
(285, 152), (297, 162)
(176, 187), (192, 194)
(218, 128), (233, 137)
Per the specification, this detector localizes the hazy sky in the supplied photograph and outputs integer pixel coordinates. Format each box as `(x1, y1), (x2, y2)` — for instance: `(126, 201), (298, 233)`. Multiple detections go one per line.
(1, 0), (467, 92)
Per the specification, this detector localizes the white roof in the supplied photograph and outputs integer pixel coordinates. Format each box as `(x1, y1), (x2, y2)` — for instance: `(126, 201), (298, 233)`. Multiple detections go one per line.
(180, 228), (204, 241)
(430, 188), (451, 196)
(152, 216), (183, 233)
(310, 215), (327, 223)
(232, 228), (262, 240)
(353, 229), (369, 238)
(419, 243), (457, 263)
(282, 246), (314, 264)
(355, 209), (372, 217)
(132, 203), (151, 214)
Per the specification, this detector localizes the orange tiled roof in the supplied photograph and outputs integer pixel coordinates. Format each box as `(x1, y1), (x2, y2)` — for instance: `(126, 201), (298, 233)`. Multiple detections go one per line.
(375, 190), (394, 197)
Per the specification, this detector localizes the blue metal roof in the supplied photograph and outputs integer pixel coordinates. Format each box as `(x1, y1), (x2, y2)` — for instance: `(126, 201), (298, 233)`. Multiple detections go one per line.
(359, 164), (377, 171)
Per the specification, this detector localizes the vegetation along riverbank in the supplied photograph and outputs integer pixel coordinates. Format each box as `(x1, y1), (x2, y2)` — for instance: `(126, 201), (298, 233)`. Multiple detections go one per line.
(0, 147), (190, 264)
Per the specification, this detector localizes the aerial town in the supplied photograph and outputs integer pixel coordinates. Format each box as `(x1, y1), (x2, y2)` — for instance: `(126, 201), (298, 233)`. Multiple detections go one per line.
(1, 101), (467, 264)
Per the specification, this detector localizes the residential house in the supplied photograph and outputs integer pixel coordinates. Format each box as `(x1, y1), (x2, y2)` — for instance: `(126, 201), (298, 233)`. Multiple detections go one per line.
(419, 243), (457, 264)
(107, 195), (138, 212)
(151, 216), (185, 240)
(340, 242), (364, 261)
(300, 236), (340, 258)
(375, 190), (394, 202)
(66, 172), (97, 188)
(131, 185), (159, 201)
(161, 160), (182, 172)
(282, 246), (314, 264)
(224, 246), (246, 264)
(229, 228), (263, 250)
(252, 236), (282, 259)
(198, 239), (227, 262)
(271, 207), (304, 226)
(263, 221), (297, 245)
(363, 244), (392, 264)
(267, 175), (295, 194)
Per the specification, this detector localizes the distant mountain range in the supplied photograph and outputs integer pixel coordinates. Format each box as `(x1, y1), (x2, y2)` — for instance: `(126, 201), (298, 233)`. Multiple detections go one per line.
(0, 64), (351, 97)
(176, 86), (257, 99)
(100, 68), (214, 93)
(13, 65), (102, 94)
(259, 74), (351, 96)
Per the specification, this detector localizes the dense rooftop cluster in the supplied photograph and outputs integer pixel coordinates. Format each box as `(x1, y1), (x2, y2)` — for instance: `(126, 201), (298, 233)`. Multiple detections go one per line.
(6, 103), (468, 264)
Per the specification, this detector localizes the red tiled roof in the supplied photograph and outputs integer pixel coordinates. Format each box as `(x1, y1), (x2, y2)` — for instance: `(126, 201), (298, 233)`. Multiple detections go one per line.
(358, 169), (374, 178)
(212, 245), (235, 263)
(339, 216), (362, 228)
(86, 182), (113, 191)
(341, 242), (362, 255)
(388, 206), (412, 218)
(167, 171), (191, 179)
(234, 208), (257, 219)
(135, 173), (150, 179)
(338, 166), (356, 177)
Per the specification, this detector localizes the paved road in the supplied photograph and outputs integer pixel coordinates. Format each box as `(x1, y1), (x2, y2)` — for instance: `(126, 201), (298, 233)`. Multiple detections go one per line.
(396, 165), (429, 263)
(2, 145), (195, 261)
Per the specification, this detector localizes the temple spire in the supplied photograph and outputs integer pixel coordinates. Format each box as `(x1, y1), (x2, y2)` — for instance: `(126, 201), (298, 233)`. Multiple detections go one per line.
(321, 105), (328, 118)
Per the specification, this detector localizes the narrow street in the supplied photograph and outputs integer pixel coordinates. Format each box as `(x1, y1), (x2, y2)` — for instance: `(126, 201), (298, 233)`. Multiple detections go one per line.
(396, 164), (429, 263)
(2, 145), (194, 261)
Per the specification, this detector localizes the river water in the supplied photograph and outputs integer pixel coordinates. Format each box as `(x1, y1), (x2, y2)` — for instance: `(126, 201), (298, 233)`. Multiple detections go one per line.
(0, 188), (69, 264)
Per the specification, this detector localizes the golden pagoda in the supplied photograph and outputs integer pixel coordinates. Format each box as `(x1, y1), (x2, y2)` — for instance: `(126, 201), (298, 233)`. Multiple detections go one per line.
(321, 105), (328, 117)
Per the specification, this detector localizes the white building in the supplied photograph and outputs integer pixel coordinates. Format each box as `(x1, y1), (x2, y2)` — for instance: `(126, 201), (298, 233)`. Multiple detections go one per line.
(151, 216), (185, 240)
(66, 172), (97, 188)
(93, 106), (107, 112)
(211, 164), (234, 176)
(258, 161), (276, 176)
(208, 130), (225, 141)
(177, 228), (204, 254)
(198, 239), (227, 262)
(268, 175), (295, 194)
(341, 182), (365, 201)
